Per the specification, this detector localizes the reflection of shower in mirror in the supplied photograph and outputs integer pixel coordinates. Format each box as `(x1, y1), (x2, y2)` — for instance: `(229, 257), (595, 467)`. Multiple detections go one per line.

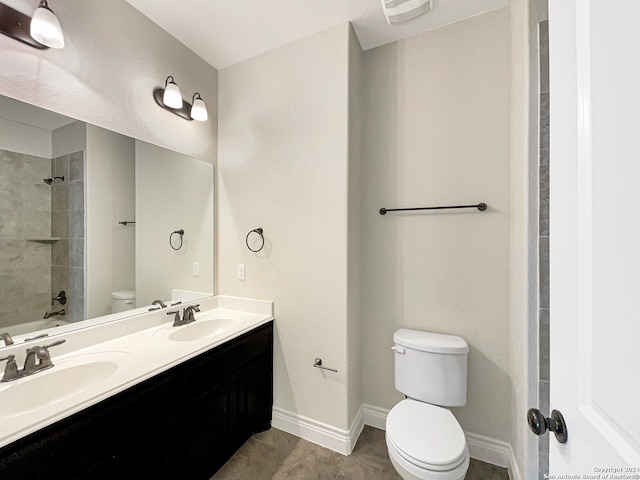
(43, 176), (65, 185)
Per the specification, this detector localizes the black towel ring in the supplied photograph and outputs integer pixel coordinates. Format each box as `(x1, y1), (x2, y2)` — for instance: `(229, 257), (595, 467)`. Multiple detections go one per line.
(170, 229), (184, 251)
(246, 228), (264, 253)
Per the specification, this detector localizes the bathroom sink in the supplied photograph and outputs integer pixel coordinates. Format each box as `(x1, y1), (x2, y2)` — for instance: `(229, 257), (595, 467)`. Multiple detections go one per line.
(166, 318), (237, 342)
(0, 352), (130, 418)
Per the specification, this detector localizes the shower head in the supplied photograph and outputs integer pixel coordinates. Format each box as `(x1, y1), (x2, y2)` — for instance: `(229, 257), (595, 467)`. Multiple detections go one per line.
(43, 176), (64, 185)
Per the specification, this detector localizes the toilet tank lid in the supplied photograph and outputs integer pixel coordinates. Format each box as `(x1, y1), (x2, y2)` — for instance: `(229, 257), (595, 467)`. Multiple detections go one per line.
(394, 329), (468, 354)
(112, 290), (135, 299)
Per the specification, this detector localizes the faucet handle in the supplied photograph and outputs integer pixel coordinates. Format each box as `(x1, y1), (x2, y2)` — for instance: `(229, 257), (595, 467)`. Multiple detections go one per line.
(42, 339), (66, 350)
(0, 332), (14, 346)
(167, 310), (182, 326)
(51, 290), (67, 306)
(0, 354), (18, 382)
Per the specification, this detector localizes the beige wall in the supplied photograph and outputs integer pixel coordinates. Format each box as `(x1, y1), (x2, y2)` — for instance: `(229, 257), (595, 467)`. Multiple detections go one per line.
(508, 0), (548, 477)
(361, 8), (512, 443)
(508, 0), (534, 473)
(52, 121), (86, 158)
(135, 141), (214, 306)
(347, 26), (364, 427)
(86, 125), (135, 317)
(0, 0), (217, 163)
(0, 117), (51, 158)
(217, 24), (354, 431)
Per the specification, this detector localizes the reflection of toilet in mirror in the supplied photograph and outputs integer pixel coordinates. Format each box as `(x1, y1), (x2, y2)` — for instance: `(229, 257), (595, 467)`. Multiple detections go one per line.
(111, 290), (136, 313)
(386, 329), (470, 480)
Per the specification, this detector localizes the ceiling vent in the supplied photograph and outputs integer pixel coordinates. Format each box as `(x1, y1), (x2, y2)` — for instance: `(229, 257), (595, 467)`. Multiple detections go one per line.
(381, 0), (432, 25)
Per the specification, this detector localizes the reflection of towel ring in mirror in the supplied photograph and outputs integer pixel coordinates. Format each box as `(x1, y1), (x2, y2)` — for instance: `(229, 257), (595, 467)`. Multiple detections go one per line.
(246, 227), (264, 253)
(170, 229), (185, 250)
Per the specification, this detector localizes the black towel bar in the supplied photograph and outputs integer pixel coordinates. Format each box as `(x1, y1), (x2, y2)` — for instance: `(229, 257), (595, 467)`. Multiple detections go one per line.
(379, 203), (487, 215)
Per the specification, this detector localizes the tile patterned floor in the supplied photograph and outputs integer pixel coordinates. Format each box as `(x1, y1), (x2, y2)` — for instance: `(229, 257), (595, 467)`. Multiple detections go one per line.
(211, 426), (509, 480)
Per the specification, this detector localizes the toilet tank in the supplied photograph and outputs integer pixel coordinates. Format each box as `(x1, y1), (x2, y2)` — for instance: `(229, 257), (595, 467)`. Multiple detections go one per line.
(393, 329), (469, 407)
(111, 290), (136, 313)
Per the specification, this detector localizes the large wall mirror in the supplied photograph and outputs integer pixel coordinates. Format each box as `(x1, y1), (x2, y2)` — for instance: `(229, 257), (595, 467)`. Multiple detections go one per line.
(0, 94), (214, 346)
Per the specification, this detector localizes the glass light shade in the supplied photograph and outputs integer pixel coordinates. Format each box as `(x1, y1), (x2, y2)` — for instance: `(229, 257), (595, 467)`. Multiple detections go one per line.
(30, 1), (64, 49)
(191, 94), (208, 122)
(163, 79), (183, 109)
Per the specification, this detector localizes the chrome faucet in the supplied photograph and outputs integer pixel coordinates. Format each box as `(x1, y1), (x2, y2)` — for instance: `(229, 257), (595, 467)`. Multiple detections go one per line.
(44, 309), (65, 319)
(0, 339), (66, 382)
(183, 305), (200, 324)
(149, 299), (168, 311)
(0, 332), (14, 346)
(167, 304), (200, 327)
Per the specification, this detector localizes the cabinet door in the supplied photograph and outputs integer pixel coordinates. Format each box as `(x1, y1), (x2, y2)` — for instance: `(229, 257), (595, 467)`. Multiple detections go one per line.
(179, 323), (273, 479)
(182, 374), (239, 479)
(237, 352), (273, 433)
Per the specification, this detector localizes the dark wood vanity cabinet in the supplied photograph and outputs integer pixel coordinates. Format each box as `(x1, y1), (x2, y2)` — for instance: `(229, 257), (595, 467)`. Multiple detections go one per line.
(0, 321), (273, 480)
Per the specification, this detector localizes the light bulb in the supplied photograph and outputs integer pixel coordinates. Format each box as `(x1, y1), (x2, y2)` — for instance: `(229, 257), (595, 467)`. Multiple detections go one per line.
(30, 0), (64, 49)
(163, 77), (183, 109)
(191, 93), (208, 122)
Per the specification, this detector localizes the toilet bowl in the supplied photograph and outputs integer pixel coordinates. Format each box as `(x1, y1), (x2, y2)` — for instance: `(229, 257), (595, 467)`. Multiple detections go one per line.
(387, 329), (470, 480)
(386, 399), (469, 480)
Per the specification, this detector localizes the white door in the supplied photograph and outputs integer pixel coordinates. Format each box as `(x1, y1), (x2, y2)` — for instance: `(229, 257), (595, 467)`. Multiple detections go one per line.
(549, 0), (640, 475)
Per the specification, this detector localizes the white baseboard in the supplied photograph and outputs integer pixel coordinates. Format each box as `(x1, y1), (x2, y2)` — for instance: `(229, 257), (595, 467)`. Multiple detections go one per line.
(507, 448), (522, 480)
(363, 404), (388, 430)
(362, 404), (522, 479)
(272, 404), (522, 478)
(464, 432), (511, 468)
(271, 405), (364, 456)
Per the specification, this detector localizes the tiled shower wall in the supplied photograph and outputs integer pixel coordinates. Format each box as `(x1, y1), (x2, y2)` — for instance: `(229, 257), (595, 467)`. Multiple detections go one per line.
(0, 150), (53, 328)
(538, 20), (550, 479)
(51, 151), (85, 323)
(0, 149), (85, 331)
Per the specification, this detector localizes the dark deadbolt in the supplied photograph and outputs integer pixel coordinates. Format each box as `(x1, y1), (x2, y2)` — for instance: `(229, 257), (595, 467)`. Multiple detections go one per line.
(527, 408), (568, 444)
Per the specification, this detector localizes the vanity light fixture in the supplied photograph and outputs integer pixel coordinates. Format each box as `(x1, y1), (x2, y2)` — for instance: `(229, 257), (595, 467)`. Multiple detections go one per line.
(30, 0), (64, 49)
(153, 77), (208, 122)
(162, 76), (183, 109)
(190, 93), (208, 122)
(0, 0), (64, 49)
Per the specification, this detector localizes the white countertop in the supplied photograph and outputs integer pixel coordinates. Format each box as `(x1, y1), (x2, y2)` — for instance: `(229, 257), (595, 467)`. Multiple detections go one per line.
(0, 296), (273, 449)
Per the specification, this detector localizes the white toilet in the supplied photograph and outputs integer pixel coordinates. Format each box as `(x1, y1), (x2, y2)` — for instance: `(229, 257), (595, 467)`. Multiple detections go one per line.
(111, 289), (136, 313)
(386, 329), (470, 480)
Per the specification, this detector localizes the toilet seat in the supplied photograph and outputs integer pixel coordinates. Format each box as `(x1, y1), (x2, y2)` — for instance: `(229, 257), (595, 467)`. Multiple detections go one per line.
(386, 399), (468, 478)
(387, 436), (469, 480)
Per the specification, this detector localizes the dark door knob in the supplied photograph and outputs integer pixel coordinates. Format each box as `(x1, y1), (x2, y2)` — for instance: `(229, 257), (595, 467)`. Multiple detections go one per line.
(527, 408), (568, 444)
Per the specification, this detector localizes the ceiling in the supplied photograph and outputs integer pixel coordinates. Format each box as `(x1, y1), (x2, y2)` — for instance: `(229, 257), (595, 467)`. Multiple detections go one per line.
(126, 0), (509, 70)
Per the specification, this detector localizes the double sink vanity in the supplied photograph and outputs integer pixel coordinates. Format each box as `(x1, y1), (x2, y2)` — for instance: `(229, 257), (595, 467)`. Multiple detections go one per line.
(0, 296), (274, 480)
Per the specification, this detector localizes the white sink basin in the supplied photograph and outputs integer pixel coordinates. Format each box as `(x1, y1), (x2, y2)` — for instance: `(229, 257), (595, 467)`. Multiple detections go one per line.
(165, 318), (237, 342)
(0, 352), (130, 418)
